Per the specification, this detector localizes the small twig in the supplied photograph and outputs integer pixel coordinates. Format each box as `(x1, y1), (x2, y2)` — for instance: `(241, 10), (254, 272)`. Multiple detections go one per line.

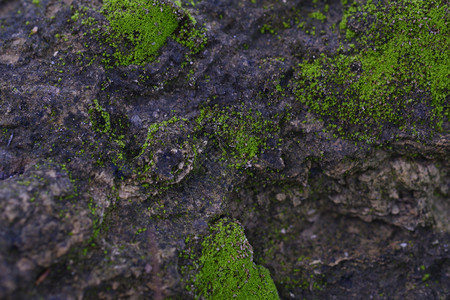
(35, 268), (50, 286)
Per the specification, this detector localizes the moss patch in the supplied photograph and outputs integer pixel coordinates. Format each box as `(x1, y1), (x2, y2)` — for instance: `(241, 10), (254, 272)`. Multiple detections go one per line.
(68, 0), (207, 67)
(185, 218), (279, 299)
(196, 105), (277, 168)
(295, 0), (449, 142)
(308, 11), (326, 22)
(88, 98), (128, 159)
(101, 0), (179, 66)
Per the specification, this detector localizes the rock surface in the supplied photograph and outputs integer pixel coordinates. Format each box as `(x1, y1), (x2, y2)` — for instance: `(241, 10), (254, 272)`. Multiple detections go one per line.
(0, 0), (449, 299)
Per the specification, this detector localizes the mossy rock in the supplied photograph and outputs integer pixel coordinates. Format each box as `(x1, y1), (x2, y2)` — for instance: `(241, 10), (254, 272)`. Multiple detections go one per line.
(101, 0), (180, 66)
(98, 0), (206, 67)
(184, 218), (280, 299)
(195, 105), (277, 168)
(294, 0), (449, 142)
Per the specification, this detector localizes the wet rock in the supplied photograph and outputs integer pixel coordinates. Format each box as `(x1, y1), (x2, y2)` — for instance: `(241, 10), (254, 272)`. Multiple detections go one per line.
(0, 0), (448, 299)
(0, 162), (92, 298)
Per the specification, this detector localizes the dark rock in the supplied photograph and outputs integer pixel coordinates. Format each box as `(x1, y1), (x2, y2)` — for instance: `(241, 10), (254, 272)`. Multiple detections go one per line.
(0, 0), (448, 299)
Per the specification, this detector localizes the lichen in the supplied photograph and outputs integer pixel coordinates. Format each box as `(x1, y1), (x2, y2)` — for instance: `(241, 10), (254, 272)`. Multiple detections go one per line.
(185, 218), (280, 299)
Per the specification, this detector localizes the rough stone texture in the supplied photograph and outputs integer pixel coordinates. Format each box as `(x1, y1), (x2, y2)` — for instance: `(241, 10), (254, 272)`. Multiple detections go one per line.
(0, 0), (449, 299)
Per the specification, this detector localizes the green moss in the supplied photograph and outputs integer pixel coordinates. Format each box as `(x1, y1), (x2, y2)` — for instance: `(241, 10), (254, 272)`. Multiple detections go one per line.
(196, 106), (276, 168)
(71, 1), (207, 67)
(309, 11), (327, 22)
(89, 99), (111, 134)
(88, 99), (126, 148)
(260, 24), (277, 35)
(87, 98), (129, 165)
(190, 219), (279, 299)
(422, 273), (430, 282)
(87, 97), (195, 185)
(339, 1), (361, 38)
(295, 0), (449, 142)
(101, 0), (179, 66)
(71, 11), (80, 22)
(175, 24), (208, 55)
(138, 116), (187, 157)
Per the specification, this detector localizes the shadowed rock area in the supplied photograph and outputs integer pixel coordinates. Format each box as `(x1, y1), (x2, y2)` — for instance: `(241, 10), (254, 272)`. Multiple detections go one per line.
(0, 0), (449, 299)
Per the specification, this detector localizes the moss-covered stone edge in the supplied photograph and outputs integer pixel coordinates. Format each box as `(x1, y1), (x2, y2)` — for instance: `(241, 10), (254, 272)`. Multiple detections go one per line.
(180, 218), (280, 299)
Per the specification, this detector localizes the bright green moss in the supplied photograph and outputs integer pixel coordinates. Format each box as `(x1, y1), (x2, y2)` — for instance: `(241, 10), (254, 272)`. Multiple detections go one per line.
(260, 24), (277, 35)
(309, 11), (327, 22)
(192, 219), (279, 299)
(339, 1), (361, 38)
(175, 24), (208, 54)
(72, 0), (207, 67)
(296, 0), (449, 142)
(101, 0), (179, 66)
